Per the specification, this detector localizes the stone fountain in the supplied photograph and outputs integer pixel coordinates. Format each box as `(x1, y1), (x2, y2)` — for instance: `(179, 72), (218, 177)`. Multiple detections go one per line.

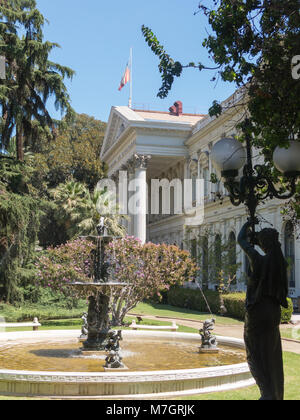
(0, 219), (254, 398)
(69, 219), (126, 368)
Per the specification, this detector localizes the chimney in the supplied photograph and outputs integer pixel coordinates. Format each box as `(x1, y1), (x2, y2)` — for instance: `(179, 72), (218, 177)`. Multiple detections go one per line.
(169, 101), (183, 116)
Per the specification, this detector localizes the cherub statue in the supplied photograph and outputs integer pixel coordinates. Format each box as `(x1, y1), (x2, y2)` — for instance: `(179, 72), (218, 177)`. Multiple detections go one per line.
(97, 217), (106, 236)
(199, 319), (218, 349)
(80, 312), (88, 339)
(104, 330), (124, 369)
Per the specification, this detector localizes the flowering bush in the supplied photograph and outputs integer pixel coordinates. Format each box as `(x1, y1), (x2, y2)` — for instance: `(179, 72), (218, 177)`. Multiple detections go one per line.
(36, 238), (95, 294)
(36, 236), (197, 325)
(107, 237), (197, 325)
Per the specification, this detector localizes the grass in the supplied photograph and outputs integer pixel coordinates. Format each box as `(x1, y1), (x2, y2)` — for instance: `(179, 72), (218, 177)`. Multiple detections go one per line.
(0, 301), (87, 323)
(131, 302), (243, 326)
(0, 316), (198, 334)
(178, 352), (300, 400)
(0, 300), (244, 328)
(280, 326), (300, 342)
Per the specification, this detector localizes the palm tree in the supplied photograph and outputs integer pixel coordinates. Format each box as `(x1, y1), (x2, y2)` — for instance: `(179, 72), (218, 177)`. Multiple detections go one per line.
(77, 189), (127, 237)
(52, 180), (126, 239)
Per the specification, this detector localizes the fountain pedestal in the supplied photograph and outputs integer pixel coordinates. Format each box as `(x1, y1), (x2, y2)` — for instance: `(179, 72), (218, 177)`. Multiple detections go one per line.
(70, 282), (125, 353)
(68, 232), (128, 368)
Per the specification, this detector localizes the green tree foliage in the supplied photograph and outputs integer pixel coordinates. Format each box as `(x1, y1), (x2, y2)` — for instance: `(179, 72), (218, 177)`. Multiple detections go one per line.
(142, 1), (300, 153)
(31, 113), (107, 191)
(142, 0), (300, 220)
(187, 231), (242, 290)
(51, 179), (126, 240)
(0, 157), (40, 302)
(0, 0), (75, 160)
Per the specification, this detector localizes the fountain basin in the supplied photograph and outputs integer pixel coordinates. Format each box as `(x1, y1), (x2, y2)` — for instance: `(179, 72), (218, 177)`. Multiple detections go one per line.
(0, 330), (254, 399)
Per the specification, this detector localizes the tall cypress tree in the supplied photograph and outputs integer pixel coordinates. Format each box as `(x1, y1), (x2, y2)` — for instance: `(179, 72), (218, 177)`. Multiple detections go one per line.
(0, 0), (75, 160)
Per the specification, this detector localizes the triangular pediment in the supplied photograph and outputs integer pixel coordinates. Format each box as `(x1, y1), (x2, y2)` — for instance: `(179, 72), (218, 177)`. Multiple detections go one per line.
(101, 112), (127, 158)
(101, 107), (144, 159)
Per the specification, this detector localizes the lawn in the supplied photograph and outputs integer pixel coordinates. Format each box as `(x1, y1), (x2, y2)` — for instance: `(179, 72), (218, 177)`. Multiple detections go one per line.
(280, 326), (300, 342)
(131, 302), (243, 326)
(178, 352), (300, 401)
(0, 316), (198, 334)
(0, 300), (244, 328)
(0, 301), (87, 323)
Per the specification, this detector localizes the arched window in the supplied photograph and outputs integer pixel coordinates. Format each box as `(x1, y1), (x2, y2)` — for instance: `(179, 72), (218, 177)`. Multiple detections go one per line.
(215, 234), (222, 278)
(191, 239), (197, 261)
(202, 236), (209, 289)
(192, 173), (197, 203)
(203, 168), (209, 197)
(228, 232), (237, 280)
(285, 222), (295, 289)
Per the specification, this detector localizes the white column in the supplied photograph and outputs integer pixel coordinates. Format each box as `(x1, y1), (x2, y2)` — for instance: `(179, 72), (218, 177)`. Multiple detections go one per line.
(132, 155), (151, 244)
(127, 167), (135, 237)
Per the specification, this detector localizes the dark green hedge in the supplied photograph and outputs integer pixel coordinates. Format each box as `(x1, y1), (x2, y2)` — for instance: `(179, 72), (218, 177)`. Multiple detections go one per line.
(167, 287), (293, 324)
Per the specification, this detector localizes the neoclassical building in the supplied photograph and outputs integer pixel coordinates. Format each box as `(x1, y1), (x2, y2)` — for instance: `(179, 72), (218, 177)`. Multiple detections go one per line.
(101, 95), (300, 310)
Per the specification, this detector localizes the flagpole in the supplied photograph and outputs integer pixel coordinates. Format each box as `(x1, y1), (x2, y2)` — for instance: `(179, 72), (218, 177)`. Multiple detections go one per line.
(128, 47), (133, 109)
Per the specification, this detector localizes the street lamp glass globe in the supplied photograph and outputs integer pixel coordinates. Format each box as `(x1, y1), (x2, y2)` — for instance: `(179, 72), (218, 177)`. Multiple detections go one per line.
(273, 141), (300, 176)
(211, 137), (247, 176)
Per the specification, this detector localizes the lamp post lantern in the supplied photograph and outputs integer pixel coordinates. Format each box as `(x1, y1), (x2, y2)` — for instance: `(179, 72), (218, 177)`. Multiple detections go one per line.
(211, 122), (300, 241)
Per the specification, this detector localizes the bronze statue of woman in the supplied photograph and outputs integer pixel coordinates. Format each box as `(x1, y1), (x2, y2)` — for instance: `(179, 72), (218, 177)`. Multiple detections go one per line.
(238, 221), (289, 400)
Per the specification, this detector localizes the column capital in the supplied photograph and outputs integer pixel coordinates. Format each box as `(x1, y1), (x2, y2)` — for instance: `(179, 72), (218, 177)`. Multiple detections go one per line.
(110, 172), (119, 183)
(128, 154), (152, 170)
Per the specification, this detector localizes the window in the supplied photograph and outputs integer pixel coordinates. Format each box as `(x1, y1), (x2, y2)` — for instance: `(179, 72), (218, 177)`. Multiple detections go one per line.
(203, 168), (209, 197)
(285, 222), (295, 289)
(202, 236), (209, 289)
(228, 232), (237, 279)
(191, 239), (197, 261)
(215, 234), (222, 277)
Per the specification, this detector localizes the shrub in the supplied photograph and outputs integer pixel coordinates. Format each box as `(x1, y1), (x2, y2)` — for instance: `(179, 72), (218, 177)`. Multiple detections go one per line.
(36, 238), (95, 294)
(281, 298), (294, 324)
(222, 293), (246, 320)
(167, 287), (293, 324)
(108, 237), (197, 325)
(36, 236), (197, 326)
(167, 286), (220, 314)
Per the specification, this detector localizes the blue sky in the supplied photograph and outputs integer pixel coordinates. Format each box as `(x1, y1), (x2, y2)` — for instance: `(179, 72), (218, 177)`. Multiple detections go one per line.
(37, 0), (236, 122)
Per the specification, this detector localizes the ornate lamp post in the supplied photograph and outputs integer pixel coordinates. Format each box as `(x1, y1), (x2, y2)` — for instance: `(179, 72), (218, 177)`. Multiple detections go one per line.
(211, 122), (300, 400)
(211, 124), (300, 240)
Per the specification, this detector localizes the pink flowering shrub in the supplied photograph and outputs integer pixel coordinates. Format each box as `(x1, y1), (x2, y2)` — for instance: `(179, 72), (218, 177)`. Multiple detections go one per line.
(36, 238), (95, 294)
(36, 236), (197, 326)
(107, 237), (197, 325)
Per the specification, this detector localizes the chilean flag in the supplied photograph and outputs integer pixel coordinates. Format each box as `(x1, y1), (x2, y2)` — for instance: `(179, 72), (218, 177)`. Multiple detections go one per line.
(118, 63), (130, 91)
